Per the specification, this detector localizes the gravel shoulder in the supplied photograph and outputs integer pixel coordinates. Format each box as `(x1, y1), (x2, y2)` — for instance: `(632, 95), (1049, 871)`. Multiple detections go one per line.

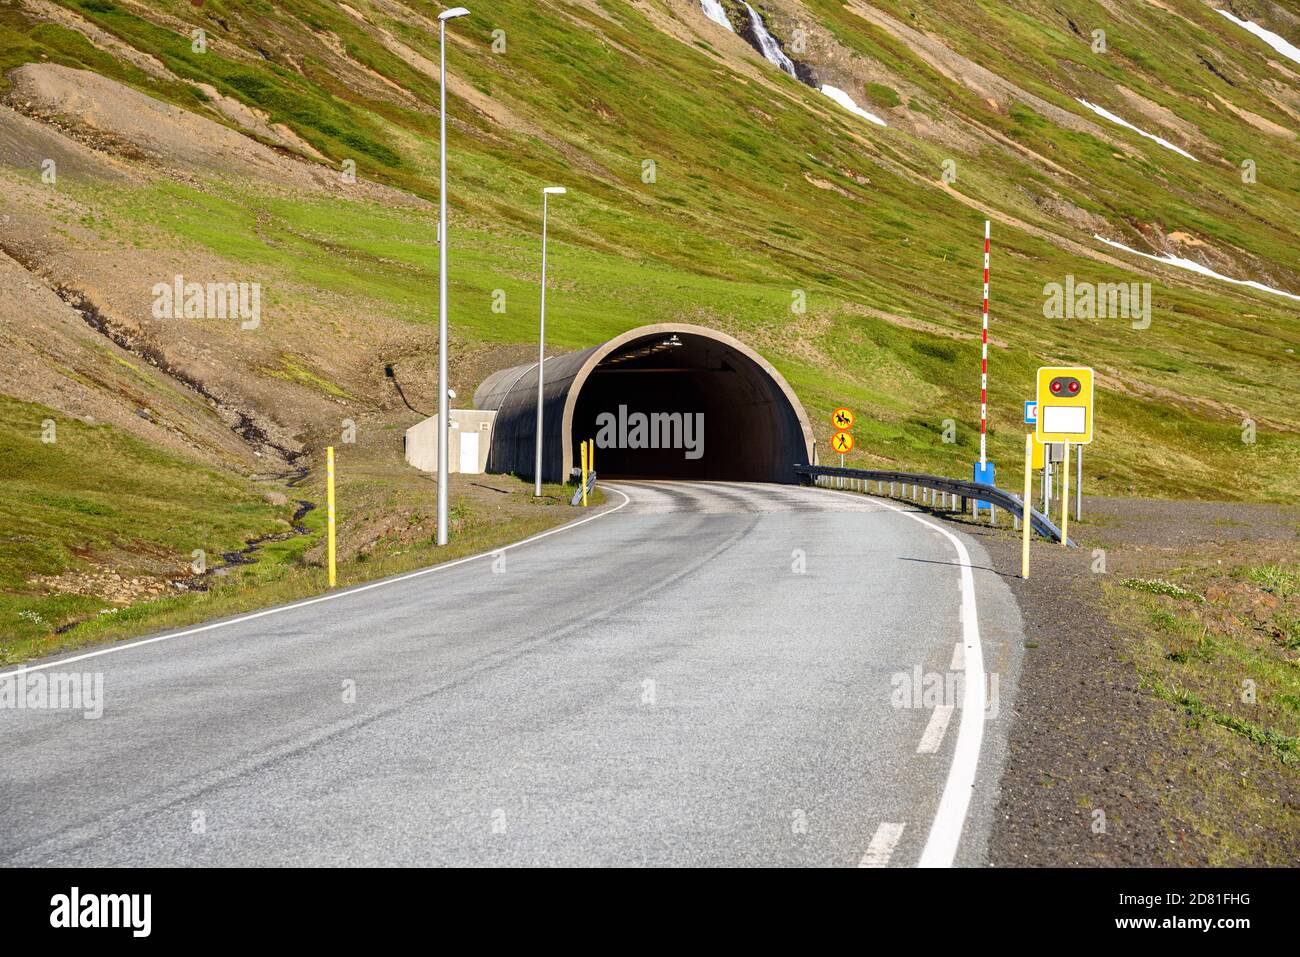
(922, 496), (1300, 867)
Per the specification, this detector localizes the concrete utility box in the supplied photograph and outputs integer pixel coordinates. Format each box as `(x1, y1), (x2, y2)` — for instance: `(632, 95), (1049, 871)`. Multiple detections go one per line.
(405, 410), (496, 474)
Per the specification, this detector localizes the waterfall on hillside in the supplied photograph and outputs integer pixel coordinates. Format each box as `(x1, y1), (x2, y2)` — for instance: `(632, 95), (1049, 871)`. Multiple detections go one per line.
(741, 2), (797, 77)
(702, 1), (889, 133)
(699, 0), (734, 32)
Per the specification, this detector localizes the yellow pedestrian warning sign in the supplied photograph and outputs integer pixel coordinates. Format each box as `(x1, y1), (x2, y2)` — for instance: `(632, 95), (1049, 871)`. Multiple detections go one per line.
(831, 407), (855, 430)
(831, 430), (854, 454)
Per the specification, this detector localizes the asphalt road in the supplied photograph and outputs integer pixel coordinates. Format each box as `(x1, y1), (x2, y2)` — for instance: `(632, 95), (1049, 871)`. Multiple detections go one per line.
(1, 480), (1025, 867)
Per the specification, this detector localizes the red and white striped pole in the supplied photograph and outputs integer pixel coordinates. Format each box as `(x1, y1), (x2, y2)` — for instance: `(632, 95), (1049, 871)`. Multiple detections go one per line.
(980, 219), (990, 467)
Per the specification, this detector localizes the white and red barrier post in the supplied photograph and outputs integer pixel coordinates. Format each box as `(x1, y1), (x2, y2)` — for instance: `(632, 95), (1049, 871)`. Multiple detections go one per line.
(981, 220), (989, 466)
(972, 220), (995, 519)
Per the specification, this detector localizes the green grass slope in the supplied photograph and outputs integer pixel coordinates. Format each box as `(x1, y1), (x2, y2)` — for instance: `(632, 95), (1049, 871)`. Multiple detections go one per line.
(1, 0), (1298, 646)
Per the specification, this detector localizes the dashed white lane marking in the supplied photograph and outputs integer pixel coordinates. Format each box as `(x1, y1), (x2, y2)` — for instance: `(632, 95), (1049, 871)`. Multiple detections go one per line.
(916, 705), (955, 755)
(807, 483), (986, 869)
(2, 487), (633, 678)
(950, 641), (965, 671)
(858, 822), (906, 867)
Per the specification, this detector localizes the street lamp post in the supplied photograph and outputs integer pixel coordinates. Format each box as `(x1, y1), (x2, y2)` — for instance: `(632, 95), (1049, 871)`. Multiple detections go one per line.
(534, 186), (566, 496)
(436, 6), (469, 546)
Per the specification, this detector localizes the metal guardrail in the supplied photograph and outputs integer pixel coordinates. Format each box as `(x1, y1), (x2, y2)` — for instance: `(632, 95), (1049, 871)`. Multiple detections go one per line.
(795, 464), (1075, 546)
(569, 470), (598, 506)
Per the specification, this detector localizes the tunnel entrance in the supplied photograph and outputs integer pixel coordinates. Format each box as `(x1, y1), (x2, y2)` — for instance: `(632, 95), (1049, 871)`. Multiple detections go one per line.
(572, 333), (803, 481)
(473, 324), (814, 484)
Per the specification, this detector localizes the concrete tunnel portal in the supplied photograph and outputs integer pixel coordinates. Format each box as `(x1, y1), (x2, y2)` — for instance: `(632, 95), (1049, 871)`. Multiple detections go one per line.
(473, 324), (816, 484)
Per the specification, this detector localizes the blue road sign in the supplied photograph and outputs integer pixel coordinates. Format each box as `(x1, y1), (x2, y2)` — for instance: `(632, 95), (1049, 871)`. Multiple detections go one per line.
(1024, 400), (1037, 424)
(972, 460), (995, 511)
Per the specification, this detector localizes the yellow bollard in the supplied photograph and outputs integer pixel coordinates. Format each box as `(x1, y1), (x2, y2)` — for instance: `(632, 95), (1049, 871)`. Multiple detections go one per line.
(326, 445), (337, 587)
(1021, 434), (1032, 579)
(587, 438), (594, 475)
(1060, 442), (1070, 547)
(580, 440), (589, 507)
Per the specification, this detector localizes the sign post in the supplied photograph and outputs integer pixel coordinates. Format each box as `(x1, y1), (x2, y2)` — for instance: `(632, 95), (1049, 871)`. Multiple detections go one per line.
(1061, 441), (1071, 546)
(326, 445), (337, 588)
(831, 409), (854, 489)
(1021, 434), (1032, 578)
(1075, 446), (1083, 521)
(830, 409), (854, 489)
(1035, 366), (1095, 546)
(1034, 367), (1095, 445)
(580, 439), (589, 506)
(831, 429), (853, 488)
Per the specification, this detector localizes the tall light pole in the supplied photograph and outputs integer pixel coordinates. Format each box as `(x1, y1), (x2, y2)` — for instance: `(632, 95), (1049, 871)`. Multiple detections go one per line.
(436, 6), (469, 546)
(535, 186), (566, 496)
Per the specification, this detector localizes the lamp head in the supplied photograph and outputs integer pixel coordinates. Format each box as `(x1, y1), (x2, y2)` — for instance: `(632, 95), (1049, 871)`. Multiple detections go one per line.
(439, 7), (470, 20)
(543, 186), (567, 195)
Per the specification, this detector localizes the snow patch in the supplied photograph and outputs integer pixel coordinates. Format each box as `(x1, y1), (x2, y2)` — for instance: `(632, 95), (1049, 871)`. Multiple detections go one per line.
(1095, 234), (1300, 303)
(1215, 9), (1300, 67)
(1075, 98), (1197, 161)
(821, 85), (888, 127)
(742, 1), (797, 77)
(699, 0), (733, 33)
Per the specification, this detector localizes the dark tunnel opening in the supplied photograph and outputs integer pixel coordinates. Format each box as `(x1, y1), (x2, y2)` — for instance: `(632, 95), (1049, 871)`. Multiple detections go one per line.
(569, 332), (809, 482)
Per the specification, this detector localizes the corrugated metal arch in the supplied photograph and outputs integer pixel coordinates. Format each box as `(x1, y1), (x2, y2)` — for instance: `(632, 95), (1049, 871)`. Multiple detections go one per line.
(474, 323), (816, 483)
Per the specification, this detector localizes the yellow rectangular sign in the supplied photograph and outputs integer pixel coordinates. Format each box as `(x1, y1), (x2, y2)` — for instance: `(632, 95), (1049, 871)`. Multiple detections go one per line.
(1030, 435), (1045, 470)
(1035, 366), (1094, 445)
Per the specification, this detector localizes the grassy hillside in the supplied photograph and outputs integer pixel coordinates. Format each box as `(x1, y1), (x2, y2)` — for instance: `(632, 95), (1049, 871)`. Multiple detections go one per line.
(1, 0), (1297, 646)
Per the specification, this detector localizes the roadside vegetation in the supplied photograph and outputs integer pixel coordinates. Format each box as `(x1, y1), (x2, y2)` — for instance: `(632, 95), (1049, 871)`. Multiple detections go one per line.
(1, 395), (597, 665)
(0, 0), (1296, 670)
(1111, 552), (1300, 863)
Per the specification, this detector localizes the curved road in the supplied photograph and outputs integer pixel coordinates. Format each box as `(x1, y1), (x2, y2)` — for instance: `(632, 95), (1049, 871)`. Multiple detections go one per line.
(0, 481), (1025, 867)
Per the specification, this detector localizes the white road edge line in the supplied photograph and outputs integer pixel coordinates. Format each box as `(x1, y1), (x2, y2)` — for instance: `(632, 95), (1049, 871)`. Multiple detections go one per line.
(859, 822), (906, 867)
(3, 486), (633, 678)
(873, 496), (985, 867)
(916, 704), (955, 755)
(809, 484), (985, 868)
